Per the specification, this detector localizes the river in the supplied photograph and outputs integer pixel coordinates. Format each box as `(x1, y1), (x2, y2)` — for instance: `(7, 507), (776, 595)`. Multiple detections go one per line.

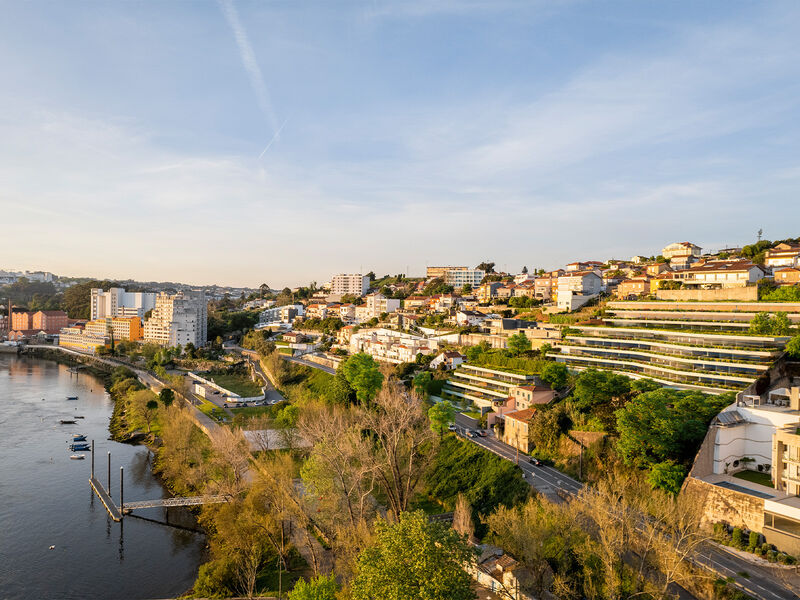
(0, 354), (206, 599)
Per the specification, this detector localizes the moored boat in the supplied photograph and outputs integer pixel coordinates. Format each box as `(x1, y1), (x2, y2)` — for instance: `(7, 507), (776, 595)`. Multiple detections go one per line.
(69, 455), (85, 460)
(72, 434), (87, 442)
(66, 396), (78, 401)
(60, 420), (77, 425)
(69, 443), (91, 451)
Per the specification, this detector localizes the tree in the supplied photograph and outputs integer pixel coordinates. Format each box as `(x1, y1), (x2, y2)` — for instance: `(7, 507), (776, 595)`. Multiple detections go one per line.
(522, 265), (528, 274)
(359, 383), (435, 519)
(413, 371), (433, 398)
(648, 461), (687, 496)
(159, 387), (175, 408)
(452, 493), (475, 543)
(259, 283), (270, 297)
(288, 575), (338, 600)
(539, 361), (567, 389)
(428, 400), (455, 439)
(476, 261), (496, 274)
(341, 353), (384, 405)
(507, 331), (532, 356)
(143, 399), (159, 433)
(787, 335), (800, 359)
(351, 511), (476, 600)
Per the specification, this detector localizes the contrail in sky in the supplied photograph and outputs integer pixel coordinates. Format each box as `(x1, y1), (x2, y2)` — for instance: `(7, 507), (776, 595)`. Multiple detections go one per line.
(258, 117), (289, 160)
(218, 0), (280, 136)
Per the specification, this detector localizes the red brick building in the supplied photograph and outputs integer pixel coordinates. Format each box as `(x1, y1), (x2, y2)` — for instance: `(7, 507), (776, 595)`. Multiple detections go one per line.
(32, 310), (69, 333)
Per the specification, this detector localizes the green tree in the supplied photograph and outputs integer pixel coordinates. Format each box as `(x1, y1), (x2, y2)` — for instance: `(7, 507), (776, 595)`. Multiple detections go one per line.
(351, 511), (476, 600)
(159, 387), (175, 408)
(413, 371), (433, 398)
(787, 335), (800, 359)
(428, 400), (455, 439)
(288, 574), (338, 600)
(773, 312), (793, 335)
(275, 404), (300, 429)
(572, 368), (631, 414)
(539, 361), (568, 389)
(341, 353), (384, 405)
(647, 461), (687, 495)
(507, 331), (532, 356)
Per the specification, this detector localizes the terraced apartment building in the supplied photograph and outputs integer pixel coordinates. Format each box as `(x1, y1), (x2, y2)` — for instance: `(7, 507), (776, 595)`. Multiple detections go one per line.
(441, 364), (538, 410)
(549, 300), (800, 394)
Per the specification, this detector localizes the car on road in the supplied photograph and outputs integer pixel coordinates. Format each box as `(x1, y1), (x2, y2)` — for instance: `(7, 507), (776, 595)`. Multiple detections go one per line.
(528, 457), (541, 466)
(467, 430), (478, 438)
(478, 430), (488, 437)
(447, 424), (457, 431)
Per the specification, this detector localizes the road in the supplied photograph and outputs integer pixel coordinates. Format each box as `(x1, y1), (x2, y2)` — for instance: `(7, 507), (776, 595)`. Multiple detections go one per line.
(464, 431), (799, 600)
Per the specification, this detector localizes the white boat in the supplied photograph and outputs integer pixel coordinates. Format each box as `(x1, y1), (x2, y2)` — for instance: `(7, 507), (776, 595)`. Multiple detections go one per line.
(69, 455), (85, 460)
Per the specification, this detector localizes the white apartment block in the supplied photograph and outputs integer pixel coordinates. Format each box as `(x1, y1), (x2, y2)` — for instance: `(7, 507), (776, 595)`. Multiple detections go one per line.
(143, 291), (207, 347)
(331, 274), (370, 297)
(363, 293), (401, 320)
(349, 328), (438, 364)
(258, 304), (304, 326)
(444, 269), (485, 289)
(662, 242), (702, 260)
(557, 271), (603, 295)
(91, 287), (157, 320)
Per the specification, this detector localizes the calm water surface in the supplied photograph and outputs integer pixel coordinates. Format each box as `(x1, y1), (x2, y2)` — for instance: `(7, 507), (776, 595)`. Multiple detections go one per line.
(0, 354), (206, 599)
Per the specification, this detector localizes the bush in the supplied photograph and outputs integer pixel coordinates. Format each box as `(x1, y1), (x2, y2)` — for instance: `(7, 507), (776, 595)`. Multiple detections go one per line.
(748, 530), (760, 548)
(731, 527), (744, 549)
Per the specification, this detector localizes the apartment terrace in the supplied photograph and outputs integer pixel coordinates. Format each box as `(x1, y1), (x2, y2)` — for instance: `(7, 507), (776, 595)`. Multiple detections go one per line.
(442, 364), (537, 409)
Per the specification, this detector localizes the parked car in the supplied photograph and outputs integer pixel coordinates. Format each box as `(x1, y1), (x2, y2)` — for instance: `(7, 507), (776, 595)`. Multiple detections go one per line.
(447, 424), (457, 432)
(529, 457), (541, 466)
(467, 430), (478, 438)
(478, 430), (488, 437)
(223, 403), (229, 408)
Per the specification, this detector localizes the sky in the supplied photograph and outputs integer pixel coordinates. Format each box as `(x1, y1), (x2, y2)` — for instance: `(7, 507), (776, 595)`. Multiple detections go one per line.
(1, 1), (799, 288)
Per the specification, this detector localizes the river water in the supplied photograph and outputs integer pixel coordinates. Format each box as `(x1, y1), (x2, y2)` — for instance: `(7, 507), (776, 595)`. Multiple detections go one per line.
(0, 354), (206, 599)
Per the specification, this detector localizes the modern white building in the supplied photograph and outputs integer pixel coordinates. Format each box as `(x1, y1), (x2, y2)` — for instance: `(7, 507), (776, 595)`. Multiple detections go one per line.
(258, 304), (304, 327)
(444, 269), (485, 289)
(348, 328), (438, 364)
(91, 287), (157, 320)
(143, 291), (207, 347)
(362, 293), (401, 320)
(662, 242), (702, 260)
(330, 274), (370, 297)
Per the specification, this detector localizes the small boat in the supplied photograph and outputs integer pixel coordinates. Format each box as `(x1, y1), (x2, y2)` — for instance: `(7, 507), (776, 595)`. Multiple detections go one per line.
(74, 416), (85, 419)
(69, 455), (85, 460)
(59, 420), (77, 425)
(72, 434), (87, 442)
(69, 443), (90, 451)
(66, 396), (78, 401)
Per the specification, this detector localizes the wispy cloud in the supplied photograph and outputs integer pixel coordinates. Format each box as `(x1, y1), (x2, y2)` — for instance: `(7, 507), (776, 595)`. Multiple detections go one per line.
(217, 0), (280, 136)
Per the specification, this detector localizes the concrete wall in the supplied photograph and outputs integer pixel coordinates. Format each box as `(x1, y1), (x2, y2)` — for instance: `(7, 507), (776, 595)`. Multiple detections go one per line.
(655, 287), (758, 302)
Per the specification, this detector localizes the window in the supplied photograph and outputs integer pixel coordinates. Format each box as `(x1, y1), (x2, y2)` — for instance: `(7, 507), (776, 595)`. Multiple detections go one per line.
(765, 512), (800, 538)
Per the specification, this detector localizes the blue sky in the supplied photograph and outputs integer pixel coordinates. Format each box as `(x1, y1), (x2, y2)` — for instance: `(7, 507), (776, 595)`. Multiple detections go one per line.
(1, 1), (799, 287)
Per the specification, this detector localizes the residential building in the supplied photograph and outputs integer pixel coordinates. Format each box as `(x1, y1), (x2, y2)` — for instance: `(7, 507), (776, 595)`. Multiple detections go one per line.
(363, 292), (401, 319)
(673, 260), (765, 289)
(58, 326), (108, 354)
(349, 328), (437, 364)
(258, 304), (304, 326)
(444, 268), (485, 289)
(456, 310), (486, 327)
(509, 384), (555, 410)
(533, 277), (556, 302)
(765, 243), (800, 269)
(617, 277), (650, 298)
(557, 271), (603, 295)
(669, 254), (699, 270)
(403, 295), (429, 310)
(471, 546), (535, 600)
(503, 408), (536, 453)
(443, 364), (538, 410)
(143, 291), (207, 347)
(496, 284), (517, 300)
(662, 242), (702, 260)
(566, 261), (603, 272)
(85, 317), (143, 341)
(90, 288), (157, 320)
(305, 303), (329, 320)
(514, 273), (535, 284)
(646, 262), (672, 277)
(427, 266), (466, 279)
(32, 310), (69, 333)
(550, 300), (799, 393)
(330, 274), (370, 297)
(477, 282), (502, 303)
(775, 268), (800, 285)
(430, 351), (466, 371)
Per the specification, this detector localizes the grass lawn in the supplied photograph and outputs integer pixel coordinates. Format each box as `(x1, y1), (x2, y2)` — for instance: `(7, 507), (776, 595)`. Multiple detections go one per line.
(733, 469), (773, 488)
(281, 366), (335, 404)
(278, 347), (294, 356)
(208, 373), (263, 397)
(197, 399), (228, 423)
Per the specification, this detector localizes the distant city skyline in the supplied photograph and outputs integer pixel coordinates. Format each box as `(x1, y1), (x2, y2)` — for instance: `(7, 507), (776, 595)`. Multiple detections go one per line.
(1, 1), (799, 287)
